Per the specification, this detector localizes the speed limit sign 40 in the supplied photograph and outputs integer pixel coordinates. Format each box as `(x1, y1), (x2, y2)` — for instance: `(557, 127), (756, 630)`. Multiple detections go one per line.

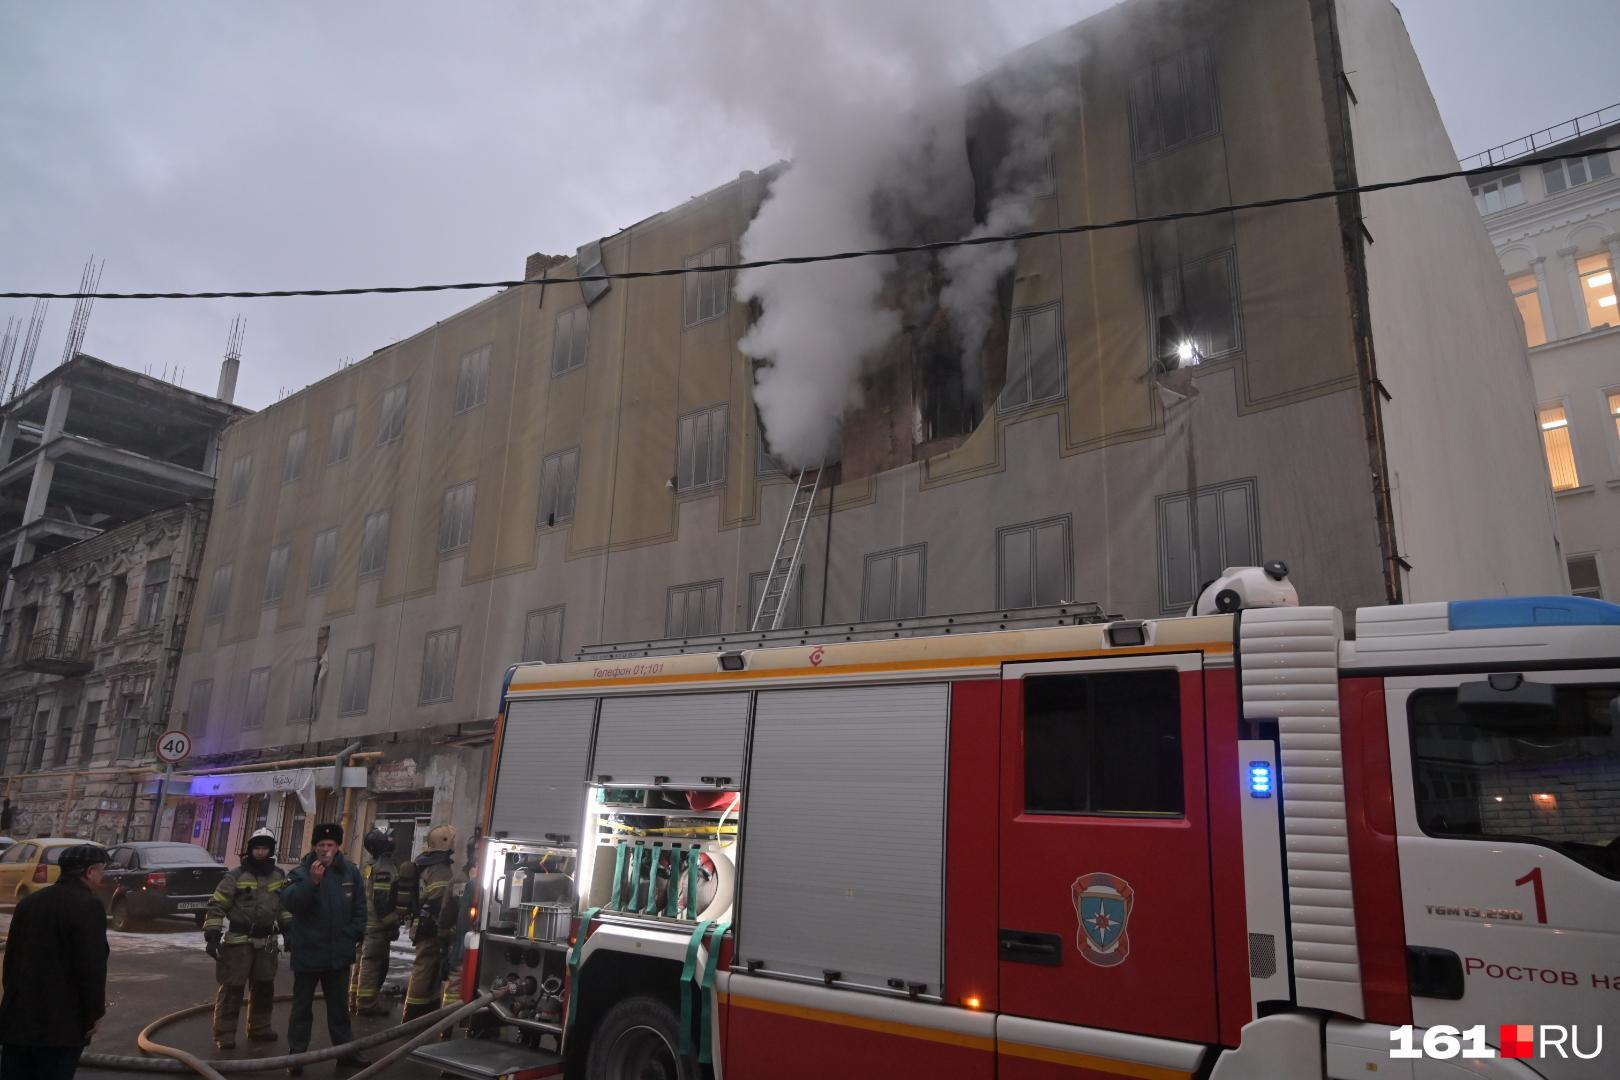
(155, 729), (192, 764)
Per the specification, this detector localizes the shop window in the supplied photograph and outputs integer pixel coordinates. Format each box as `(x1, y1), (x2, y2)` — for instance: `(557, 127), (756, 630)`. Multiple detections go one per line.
(1577, 253), (1619, 331)
(279, 794), (307, 859)
(209, 798), (235, 860)
(1538, 403), (1581, 491)
(1509, 272), (1548, 348)
(862, 545), (925, 621)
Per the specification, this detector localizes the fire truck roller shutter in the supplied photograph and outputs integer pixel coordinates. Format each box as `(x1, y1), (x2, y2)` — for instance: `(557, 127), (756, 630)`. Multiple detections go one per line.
(739, 683), (949, 994)
(591, 692), (749, 788)
(489, 697), (596, 842)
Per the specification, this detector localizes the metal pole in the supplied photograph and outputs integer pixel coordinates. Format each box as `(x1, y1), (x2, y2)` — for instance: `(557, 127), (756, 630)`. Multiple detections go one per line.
(148, 761), (172, 841)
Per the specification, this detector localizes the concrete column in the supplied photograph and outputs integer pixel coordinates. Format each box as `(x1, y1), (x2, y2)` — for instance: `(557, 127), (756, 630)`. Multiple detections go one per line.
(1530, 256), (1559, 341)
(0, 416), (18, 467)
(1559, 246), (1590, 334)
(19, 383), (71, 526)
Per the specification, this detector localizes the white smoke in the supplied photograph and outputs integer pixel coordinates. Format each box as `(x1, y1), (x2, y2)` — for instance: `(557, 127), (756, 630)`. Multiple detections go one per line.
(605, 1), (1096, 469)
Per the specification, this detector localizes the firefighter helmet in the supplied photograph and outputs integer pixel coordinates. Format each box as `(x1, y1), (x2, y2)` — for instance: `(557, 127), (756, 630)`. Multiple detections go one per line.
(363, 827), (395, 858)
(425, 825), (457, 852)
(246, 828), (276, 856)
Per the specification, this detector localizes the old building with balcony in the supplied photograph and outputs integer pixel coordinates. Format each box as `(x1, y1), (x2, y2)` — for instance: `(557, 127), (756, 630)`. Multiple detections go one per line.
(0, 356), (245, 842)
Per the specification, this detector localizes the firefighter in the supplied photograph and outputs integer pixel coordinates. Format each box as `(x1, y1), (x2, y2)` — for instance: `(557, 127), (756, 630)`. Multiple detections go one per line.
(401, 825), (458, 1023)
(350, 828), (406, 1016)
(203, 828), (291, 1050)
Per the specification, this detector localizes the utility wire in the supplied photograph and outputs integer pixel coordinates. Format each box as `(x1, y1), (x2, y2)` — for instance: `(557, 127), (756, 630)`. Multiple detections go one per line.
(0, 146), (1598, 302)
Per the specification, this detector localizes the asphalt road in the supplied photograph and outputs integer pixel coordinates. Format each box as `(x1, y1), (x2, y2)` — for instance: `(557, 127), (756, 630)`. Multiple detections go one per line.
(0, 911), (447, 1079)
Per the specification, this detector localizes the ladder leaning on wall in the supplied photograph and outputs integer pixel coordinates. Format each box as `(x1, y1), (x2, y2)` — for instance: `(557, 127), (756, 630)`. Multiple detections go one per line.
(750, 466), (823, 631)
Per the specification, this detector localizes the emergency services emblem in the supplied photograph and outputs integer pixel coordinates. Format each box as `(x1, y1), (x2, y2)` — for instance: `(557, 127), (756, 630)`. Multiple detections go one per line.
(1072, 872), (1134, 967)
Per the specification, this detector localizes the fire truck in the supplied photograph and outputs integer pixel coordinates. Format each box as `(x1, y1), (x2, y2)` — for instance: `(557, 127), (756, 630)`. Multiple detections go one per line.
(420, 567), (1619, 1080)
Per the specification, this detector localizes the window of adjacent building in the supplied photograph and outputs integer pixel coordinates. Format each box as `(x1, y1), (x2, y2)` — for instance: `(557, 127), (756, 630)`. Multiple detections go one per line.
(208, 798), (234, 860)
(77, 700), (100, 767)
(359, 510), (390, 576)
(339, 646), (374, 716)
(138, 558), (171, 629)
(998, 517), (1073, 609)
(862, 545), (925, 621)
(455, 344), (491, 413)
(1470, 173), (1523, 215)
(1568, 554), (1603, 600)
(53, 705), (75, 768)
(1023, 670), (1185, 816)
(1129, 48), (1219, 159)
(309, 528), (337, 592)
(1508, 272), (1548, 348)
(101, 577), (126, 642)
(1001, 303), (1064, 411)
(1408, 684), (1620, 880)
(377, 382), (409, 446)
(666, 580), (722, 638)
(206, 564), (231, 623)
(328, 406), (356, 465)
(185, 679), (211, 737)
(539, 447), (579, 526)
(289, 657), (320, 722)
(242, 668), (269, 729)
(748, 570), (804, 629)
(1608, 390), (1620, 448)
(1540, 151), (1613, 196)
(551, 306), (589, 376)
(262, 544), (291, 605)
(676, 405), (727, 491)
(1537, 403), (1581, 491)
(117, 694), (143, 760)
(522, 606), (565, 664)
(283, 428), (307, 484)
(227, 454), (253, 507)
(1577, 252), (1619, 331)
(438, 481), (477, 554)
(419, 626), (461, 705)
(683, 244), (730, 328)
(30, 711), (48, 771)
(1158, 478), (1259, 613)
(0, 718), (9, 774)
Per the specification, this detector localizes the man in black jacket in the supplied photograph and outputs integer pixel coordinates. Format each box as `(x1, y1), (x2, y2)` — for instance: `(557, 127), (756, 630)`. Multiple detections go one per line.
(0, 844), (110, 1080)
(281, 823), (369, 1074)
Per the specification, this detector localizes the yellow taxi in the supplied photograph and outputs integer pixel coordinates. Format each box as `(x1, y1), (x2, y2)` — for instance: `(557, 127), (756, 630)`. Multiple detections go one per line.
(0, 837), (102, 903)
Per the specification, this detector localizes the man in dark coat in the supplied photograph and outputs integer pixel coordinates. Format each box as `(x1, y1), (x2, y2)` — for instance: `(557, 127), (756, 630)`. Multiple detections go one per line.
(0, 844), (110, 1080)
(281, 823), (369, 1074)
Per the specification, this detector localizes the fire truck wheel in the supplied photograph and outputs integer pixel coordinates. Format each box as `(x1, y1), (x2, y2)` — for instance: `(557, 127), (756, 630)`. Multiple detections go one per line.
(586, 994), (695, 1080)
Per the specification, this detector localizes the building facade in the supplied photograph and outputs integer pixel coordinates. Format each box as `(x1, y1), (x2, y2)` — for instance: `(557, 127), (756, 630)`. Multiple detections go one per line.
(171, 0), (1564, 857)
(0, 357), (245, 842)
(1467, 106), (1620, 599)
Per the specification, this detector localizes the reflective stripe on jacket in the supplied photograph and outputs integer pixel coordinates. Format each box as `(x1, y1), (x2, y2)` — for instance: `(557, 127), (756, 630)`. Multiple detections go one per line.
(203, 864), (292, 944)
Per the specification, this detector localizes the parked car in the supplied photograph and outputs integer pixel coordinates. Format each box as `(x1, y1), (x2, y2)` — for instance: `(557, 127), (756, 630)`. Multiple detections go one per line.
(0, 837), (14, 854)
(96, 842), (228, 931)
(0, 837), (103, 903)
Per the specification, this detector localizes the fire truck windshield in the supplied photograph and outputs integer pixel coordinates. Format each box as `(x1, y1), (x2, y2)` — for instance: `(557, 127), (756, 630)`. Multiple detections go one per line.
(1410, 683), (1620, 880)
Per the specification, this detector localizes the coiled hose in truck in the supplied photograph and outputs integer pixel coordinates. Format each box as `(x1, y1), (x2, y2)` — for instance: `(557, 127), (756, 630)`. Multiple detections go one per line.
(79, 988), (507, 1079)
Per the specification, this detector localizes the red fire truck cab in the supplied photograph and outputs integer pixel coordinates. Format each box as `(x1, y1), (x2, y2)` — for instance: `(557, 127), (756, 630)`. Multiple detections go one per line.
(432, 573), (1620, 1080)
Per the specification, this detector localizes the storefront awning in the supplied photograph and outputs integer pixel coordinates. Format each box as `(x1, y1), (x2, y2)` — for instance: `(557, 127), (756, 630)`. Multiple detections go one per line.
(184, 766), (368, 813)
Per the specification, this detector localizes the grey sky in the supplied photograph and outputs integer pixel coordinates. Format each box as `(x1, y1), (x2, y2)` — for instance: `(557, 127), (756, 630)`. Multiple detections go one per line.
(1, 0), (1614, 413)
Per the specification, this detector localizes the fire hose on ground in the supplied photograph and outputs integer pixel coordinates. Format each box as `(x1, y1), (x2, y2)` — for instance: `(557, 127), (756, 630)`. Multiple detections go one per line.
(79, 988), (507, 1077)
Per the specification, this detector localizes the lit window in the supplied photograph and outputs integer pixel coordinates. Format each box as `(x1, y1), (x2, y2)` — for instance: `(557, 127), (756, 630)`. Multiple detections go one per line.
(1608, 391), (1620, 444)
(1508, 272), (1547, 347)
(1470, 173), (1523, 215)
(1541, 151), (1613, 195)
(1537, 404), (1581, 491)
(1577, 253), (1619, 330)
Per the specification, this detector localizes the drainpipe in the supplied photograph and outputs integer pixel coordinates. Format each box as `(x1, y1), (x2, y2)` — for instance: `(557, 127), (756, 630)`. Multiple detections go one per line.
(332, 741), (362, 857)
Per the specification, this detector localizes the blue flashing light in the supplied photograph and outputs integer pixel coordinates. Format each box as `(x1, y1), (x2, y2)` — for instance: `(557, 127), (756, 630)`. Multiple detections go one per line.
(1248, 761), (1273, 799)
(1449, 596), (1620, 631)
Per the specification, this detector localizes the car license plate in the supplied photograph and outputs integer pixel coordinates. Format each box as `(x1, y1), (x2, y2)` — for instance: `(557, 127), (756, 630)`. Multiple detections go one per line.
(177, 901), (206, 910)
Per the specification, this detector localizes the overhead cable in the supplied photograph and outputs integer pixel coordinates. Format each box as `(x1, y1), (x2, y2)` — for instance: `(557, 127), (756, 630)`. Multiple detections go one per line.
(0, 146), (1598, 302)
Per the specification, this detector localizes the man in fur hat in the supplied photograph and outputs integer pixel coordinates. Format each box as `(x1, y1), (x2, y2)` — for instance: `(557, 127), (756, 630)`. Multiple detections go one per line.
(281, 823), (368, 1073)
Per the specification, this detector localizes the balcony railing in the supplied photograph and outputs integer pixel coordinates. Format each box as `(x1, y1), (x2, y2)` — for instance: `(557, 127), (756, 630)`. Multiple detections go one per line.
(1460, 103), (1620, 171)
(21, 628), (93, 676)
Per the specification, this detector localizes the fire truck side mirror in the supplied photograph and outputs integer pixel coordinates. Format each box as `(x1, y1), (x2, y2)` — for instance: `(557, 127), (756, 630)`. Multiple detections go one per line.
(1457, 674), (1556, 722)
